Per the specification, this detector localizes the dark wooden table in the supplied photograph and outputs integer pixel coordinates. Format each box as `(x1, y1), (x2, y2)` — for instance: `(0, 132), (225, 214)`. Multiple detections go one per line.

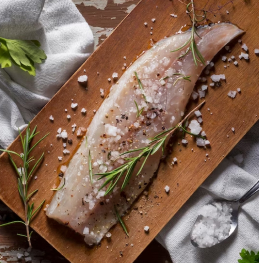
(0, 1), (172, 262)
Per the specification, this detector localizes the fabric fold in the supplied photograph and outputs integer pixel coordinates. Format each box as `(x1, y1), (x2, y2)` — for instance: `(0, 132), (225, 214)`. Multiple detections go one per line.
(0, 0), (94, 148)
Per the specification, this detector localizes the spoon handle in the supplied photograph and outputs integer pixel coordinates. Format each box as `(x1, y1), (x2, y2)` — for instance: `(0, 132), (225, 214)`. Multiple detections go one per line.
(239, 180), (259, 204)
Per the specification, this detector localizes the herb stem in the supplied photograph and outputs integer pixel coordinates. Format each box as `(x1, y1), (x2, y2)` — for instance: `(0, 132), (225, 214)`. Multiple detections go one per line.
(0, 124), (47, 248)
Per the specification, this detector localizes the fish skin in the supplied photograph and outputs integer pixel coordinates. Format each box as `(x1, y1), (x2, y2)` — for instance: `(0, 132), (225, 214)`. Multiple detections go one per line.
(46, 23), (243, 245)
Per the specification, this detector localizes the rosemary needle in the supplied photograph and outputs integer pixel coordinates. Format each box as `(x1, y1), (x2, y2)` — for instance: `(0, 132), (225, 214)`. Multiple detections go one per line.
(134, 100), (144, 118)
(114, 206), (129, 236)
(134, 71), (147, 103)
(51, 178), (66, 191)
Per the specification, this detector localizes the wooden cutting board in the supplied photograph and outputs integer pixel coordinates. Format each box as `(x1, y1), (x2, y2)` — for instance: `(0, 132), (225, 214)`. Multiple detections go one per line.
(0, 0), (259, 262)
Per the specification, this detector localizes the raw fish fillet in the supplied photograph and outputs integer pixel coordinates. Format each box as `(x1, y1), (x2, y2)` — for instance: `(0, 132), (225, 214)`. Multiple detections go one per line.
(47, 23), (243, 245)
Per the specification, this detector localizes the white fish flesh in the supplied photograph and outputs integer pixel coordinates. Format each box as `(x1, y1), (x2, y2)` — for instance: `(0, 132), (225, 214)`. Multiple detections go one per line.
(46, 23), (243, 245)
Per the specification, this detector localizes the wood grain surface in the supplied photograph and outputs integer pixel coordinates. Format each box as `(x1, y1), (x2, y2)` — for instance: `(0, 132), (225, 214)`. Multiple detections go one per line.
(0, 0), (259, 262)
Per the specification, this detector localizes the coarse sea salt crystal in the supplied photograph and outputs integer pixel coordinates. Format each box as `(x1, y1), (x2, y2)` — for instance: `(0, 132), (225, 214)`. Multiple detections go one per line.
(197, 117), (203, 124)
(196, 138), (205, 147)
(194, 110), (202, 117)
(191, 91), (199, 100)
(72, 124), (77, 133)
(144, 226), (150, 232)
(237, 88), (241, 93)
(222, 56), (227, 62)
(105, 124), (118, 137)
(83, 227), (89, 235)
(201, 131), (206, 137)
(78, 75), (88, 85)
(205, 140), (210, 146)
(67, 115), (71, 120)
(49, 115), (54, 121)
(198, 89), (206, 98)
(231, 127), (235, 133)
(201, 85), (208, 91)
(254, 49), (259, 55)
(112, 72), (118, 80)
(234, 61), (238, 66)
(81, 108), (87, 114)
(164, 185), (170, 193)
(191, 202), (233, 248)
(182, 139), (188, 145)
(188, 120), (202, 135)
(71, 103), (78, 109)
(173, 157), (177, 163)
(63, 149), (70, 155)
(61, 130), (68, 140)
(58, 156), (63, 161)
(100, 88), (104, 98)
(228, 91), (237, 98)
(106, 232), (112, 238)
(242, 43), (248, 52)
(211, 74), (226, 82)
(170, 14), (177, 18)
(239, 52), (249, 60)
(57, 128), (62, 134)
(210, 82), (215, 87)
(151, 18), (156, 22)
(160, 79), (166, 86)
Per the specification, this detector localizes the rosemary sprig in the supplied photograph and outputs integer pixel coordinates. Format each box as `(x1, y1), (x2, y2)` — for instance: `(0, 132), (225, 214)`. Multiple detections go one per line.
(51, 178), (66, 191)
(96, 101), (205, 195)
(0, 123), (48, 247)
(173, 73), (191, 85)
(114, 205), (129, 236)
(160, 73), (191, 86)
(134, 71), (147, 103)
(172, 0), (206, 66)
(134, 100), (144, 118)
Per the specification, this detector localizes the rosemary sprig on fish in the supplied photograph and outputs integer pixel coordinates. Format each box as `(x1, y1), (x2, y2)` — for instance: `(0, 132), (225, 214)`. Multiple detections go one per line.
(172, 0), (206, 65)
(96, 101), (205, 196)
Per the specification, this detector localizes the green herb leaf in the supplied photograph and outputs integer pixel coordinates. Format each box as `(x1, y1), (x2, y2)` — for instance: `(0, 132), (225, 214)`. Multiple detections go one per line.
(114, 206), (129, 236)
(238, 249), (259, 263)
(0, 37), (47, 76)
(0, 221), (26, 227)
(0, 42), (12, 68)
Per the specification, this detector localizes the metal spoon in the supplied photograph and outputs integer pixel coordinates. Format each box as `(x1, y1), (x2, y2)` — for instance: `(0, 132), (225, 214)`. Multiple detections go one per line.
(191, 180), (259, 248)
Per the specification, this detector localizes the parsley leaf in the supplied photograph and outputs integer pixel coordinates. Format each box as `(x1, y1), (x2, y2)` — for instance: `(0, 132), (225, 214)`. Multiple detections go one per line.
(238, 249), (259, 263)
(0, 37), (47, 76)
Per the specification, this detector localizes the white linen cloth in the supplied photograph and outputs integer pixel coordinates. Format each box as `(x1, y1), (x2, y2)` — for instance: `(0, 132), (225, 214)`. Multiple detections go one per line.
(157, 121), (259, 262)
(0, 0), (94, 149)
